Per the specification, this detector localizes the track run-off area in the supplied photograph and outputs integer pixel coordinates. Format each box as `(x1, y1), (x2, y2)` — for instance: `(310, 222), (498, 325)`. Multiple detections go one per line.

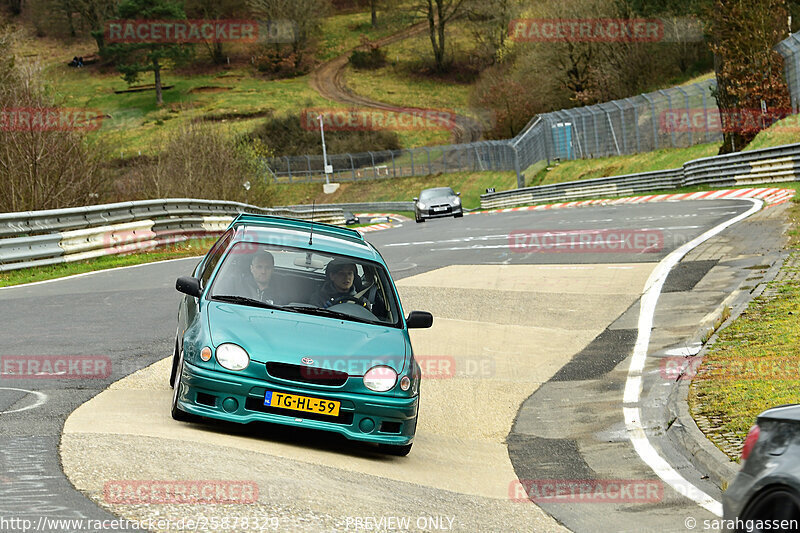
(0, 189), (793, 532)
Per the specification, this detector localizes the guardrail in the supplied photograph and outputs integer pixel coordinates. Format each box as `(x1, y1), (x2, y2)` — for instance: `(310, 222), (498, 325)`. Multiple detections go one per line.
(278, 201), (415, 213)
(0, 199), (345, 272)
(481, 143), (800, 209)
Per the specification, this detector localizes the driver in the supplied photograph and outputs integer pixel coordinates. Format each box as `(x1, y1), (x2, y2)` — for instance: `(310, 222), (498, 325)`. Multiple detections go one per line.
(312, 259), (369, 309)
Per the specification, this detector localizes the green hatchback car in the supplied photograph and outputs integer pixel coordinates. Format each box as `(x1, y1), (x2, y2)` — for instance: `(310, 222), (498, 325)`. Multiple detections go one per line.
(170, 213), (432, 455)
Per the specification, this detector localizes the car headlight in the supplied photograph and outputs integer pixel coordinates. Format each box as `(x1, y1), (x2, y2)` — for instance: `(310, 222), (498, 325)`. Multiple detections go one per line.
(453, 197), (461, 205)
(417, 202), (426, 210)
(363, 365), (397, 392)
(216, 343), (250, 371)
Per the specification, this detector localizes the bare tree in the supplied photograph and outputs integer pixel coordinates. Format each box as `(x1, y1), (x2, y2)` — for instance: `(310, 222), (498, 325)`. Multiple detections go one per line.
(464, 0), (520, 66)
(410, 0), (467, 71)
(0, 41), (109, 212)
(247, 0), (331, 69)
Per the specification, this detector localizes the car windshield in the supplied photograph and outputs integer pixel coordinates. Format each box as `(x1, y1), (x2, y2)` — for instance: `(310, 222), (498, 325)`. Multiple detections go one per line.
(420, 187), (455, 199)
(208, 242), (401, 327)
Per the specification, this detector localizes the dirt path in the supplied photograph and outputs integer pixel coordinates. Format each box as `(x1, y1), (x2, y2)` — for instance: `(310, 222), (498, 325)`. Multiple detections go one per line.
(309, 22), (483, 144)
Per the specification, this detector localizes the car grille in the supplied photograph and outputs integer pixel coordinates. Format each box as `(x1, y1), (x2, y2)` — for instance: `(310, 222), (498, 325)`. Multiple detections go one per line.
(244, 397), (354, 425)
(265, 361), (349, 387)
(428, 204), (452, 215)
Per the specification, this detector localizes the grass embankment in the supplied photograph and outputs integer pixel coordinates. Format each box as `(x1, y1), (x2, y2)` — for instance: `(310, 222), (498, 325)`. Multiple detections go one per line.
(689, 197), (800, 460)
(0, 238), (215, 288)
(29, 8), (430, 155)
(527, 143), (721, 186)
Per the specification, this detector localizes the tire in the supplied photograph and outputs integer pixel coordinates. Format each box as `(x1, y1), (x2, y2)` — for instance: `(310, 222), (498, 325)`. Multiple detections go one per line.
(415, 215), (424, 223)
(378, 442), (413, 456)
(171, 351), (196, 422)
(454, 212), (463, 218)
(169, 332), (180, 389)
(740, 486), (800, 531)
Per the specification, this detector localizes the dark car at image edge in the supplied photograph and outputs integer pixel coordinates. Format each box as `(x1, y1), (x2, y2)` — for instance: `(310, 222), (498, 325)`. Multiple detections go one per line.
(722, 404), (800, 532)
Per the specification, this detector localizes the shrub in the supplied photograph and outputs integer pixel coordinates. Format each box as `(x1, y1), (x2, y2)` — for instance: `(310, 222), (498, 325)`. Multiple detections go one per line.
(117, 122), (275, 206)
(247, 109), (401, 156)
(349, 46), (386, 70)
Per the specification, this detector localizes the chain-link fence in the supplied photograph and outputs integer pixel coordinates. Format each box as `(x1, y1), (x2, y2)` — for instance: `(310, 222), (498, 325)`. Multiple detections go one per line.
(777, 31), (800, 113)
(264, 28), (800, 189)
(265, 77), (722, 188)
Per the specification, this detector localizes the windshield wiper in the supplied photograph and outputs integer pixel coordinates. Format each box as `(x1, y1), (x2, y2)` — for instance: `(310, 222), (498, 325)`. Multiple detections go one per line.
(211, 295), (284, 311)
(281, 304), (378, 324)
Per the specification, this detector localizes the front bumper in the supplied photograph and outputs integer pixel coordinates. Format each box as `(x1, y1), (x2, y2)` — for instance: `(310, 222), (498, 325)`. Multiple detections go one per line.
(417, 206), (462, 219)
(176, 361), (418, 446)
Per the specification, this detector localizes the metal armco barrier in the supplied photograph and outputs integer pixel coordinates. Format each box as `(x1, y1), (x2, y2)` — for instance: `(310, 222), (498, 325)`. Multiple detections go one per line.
(0, 199), (345, 272)
(278, 201), (415, 212)
(481, 143), (800, 209)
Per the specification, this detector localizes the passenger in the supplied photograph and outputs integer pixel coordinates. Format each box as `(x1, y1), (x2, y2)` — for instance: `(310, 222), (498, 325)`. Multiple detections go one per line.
(312, 259), (369, 309)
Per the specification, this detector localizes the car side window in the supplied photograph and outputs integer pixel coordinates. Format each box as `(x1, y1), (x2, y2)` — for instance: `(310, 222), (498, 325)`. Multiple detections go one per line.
(200, 231), (233, 289)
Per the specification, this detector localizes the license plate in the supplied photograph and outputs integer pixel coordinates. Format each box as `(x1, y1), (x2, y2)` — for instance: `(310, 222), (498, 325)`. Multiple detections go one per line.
(433, 206), (447, 212)
(264, 390), (340, 417)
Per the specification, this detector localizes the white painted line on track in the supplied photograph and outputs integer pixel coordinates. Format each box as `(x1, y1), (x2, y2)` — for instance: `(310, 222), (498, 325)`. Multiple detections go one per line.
(0, 387), (48, 415)
(623, 197), (762, 517)
(0, 256), (202, 292)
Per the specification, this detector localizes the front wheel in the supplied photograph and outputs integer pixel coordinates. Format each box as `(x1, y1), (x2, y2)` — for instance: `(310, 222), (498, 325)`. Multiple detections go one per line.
(378, 442), (413, 456)
(169, 332), (180, 389)
(171, 351), (197, 422)
(415, 215), (424, 223)
(454, 212), (463, 218)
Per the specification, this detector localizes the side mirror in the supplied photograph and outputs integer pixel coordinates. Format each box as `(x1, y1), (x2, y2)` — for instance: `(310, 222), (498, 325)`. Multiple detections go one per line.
(413, 197), (419, 202)
(176, 276), (202, 298)
(456, 192), (461, 196)
(406, 311), (433, 329)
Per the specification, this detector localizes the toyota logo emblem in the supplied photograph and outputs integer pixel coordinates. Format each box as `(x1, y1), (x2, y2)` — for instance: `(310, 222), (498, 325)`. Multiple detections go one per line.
(301, 357), (314, 365)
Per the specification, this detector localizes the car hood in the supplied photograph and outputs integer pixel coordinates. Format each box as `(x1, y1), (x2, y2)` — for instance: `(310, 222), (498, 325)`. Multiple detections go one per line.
(206, 302), (408, 373)
(420, 195), (456, 203)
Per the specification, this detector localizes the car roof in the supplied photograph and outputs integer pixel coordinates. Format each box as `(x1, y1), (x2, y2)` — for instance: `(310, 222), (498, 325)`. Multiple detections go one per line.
(227, 213), (383, 263)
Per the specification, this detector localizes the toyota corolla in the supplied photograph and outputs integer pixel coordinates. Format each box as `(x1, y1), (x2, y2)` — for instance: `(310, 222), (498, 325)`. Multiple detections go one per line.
(170, 213), (433, 456)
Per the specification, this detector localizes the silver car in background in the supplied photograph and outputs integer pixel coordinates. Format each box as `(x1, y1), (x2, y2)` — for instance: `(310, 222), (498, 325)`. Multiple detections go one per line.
(722, 404), (800, 532)
(413, 187), (463, 223)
